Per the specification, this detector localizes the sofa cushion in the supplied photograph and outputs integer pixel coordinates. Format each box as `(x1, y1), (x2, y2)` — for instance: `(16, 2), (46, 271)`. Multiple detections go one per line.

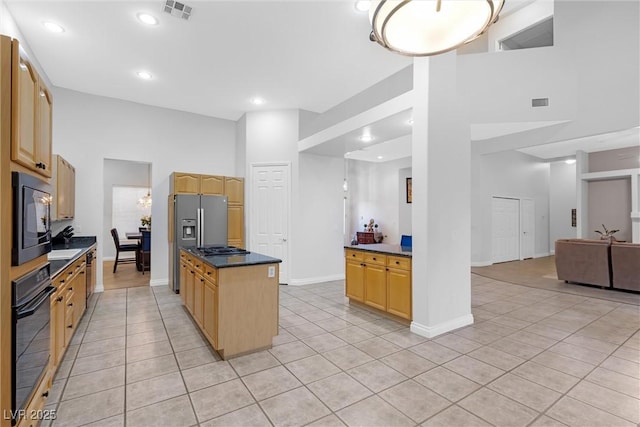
(611, 242), (640, 292)
(555, 240), (612, 287)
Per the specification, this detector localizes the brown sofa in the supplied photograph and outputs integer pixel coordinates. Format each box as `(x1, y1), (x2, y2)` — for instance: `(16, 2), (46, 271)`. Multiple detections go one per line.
(555, 239), (612, 287)
(611, 242), (640, 291)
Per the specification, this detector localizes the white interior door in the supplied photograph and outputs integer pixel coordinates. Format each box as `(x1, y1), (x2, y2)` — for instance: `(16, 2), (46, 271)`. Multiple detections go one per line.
(520, 198), (535, 259)
(492, 197), (520, 263)
(251, 163), (290, 284)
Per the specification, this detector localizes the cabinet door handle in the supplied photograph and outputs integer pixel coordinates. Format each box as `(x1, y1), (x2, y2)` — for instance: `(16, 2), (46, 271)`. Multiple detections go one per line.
(395, 261), (400, 265)
(386, 268), (389, 271)
(56, 296), (63, 302)
(373, 257), (376, 261)
(67, 325), (73, 329)
(68, 287), (73, 291)
(36, 162), (45, 169)
(68, 303), (73, 307)
(190, 271), (194, 274)
(42, 391), (49, 398)
(201, 279), (204, 282)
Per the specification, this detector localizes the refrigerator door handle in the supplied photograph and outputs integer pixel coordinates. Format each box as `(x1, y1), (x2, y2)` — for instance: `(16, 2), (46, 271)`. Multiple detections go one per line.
(196, 208), (202, 247)
(200, 208), (205, 247)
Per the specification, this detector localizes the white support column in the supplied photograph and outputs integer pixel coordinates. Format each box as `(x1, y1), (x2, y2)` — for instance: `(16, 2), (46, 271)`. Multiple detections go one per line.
(410, 54), (473, 338)
(576, 150), (589, 238)
(631, 171), (639, 243)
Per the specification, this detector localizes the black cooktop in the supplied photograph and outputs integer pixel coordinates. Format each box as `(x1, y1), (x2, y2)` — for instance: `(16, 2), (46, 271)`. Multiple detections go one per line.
(195, 246), (250, 256)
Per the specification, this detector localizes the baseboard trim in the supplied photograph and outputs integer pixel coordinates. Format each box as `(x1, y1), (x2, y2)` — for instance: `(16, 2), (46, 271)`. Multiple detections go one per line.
(288, 274), (345, 286)
(410, 313), (474, 338)
(550, 249), (555, 255)
(95, 284), (104, 293)
(471, 261), (492, 267)
(150, 278), (168, 287)
(534, 252), (550, 259)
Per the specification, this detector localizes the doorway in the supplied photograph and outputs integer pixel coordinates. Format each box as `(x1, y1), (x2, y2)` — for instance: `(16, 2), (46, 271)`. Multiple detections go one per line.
(250, 163), (290, 285)
(102, 159), (152, 289)
(491, 196), (535, 264)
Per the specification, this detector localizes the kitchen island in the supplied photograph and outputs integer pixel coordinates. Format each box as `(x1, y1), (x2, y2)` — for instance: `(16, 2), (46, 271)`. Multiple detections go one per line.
(179, 247), (281, 359)
(344, 244), (412, 321)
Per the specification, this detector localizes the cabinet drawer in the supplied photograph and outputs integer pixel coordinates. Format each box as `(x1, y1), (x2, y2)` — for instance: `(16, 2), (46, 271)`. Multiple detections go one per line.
(192, 258), (205, 274)
(363, 253), (386, 266)
(345, 249), (364, 261)
(387, 256), (411, 270)
(203, 265), (217, 284)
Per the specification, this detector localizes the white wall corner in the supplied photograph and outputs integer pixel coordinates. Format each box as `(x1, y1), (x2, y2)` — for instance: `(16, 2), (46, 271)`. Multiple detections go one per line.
(288, 274), (345, 287)
(410, 314), (474, 339)
(150, 278), (169, 287)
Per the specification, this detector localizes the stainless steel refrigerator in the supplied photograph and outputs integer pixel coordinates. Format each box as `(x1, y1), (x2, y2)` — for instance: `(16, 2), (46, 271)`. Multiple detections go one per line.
(170, 194), (228, 293)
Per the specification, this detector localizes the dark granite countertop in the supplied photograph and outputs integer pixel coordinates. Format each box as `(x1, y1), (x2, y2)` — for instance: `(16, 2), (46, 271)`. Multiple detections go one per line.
(344, 243), (412, 257)
(50, 236), (97, 278)
(183, 247), (281, 268)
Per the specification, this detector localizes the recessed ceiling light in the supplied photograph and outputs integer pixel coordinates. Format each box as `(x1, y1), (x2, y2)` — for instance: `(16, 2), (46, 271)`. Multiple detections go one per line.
(137, 71), (153, 80)
(354, 1), (371, 12)
(377, 155), (384, 160)
(43, 21), (65, 33)
(250, 97), (265, 106)
(137, 13), (159, 25)
(565, 159), (576, 165)
(360, 134), (374, 143)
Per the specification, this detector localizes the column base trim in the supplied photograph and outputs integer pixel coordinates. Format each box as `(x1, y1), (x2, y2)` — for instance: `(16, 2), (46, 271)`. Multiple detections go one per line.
(410, 313), (474, 339)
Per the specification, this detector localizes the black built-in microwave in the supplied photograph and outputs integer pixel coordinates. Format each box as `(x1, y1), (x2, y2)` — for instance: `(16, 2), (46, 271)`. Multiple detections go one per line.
(12, 172), (52, 265)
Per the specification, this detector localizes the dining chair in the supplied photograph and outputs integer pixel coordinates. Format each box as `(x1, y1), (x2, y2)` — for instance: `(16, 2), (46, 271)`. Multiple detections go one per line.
(138, 230), (151, 274)
(110, 228), (138, 273)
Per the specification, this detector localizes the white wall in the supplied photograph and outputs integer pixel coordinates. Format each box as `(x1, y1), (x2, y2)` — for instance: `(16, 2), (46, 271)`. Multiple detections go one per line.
(488, 0), (554, 52)
(471, 150), (551, 265)
(346, 157), (411, 245)
(549, 161), (577, 251)
(52, 88), (236, 289)
(102, 159), (151, 258)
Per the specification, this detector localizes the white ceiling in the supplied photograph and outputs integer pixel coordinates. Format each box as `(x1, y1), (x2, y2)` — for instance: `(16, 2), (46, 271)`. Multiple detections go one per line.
(5, 0), (411, 121)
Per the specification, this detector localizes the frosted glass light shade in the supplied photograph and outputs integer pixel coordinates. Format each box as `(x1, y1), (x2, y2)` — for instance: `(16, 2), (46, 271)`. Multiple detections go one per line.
(370, 0), (504, 56)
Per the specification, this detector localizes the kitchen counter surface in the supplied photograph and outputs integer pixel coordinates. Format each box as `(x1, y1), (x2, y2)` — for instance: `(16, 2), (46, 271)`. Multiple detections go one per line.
(50, 236), (97, 278)
(344, 243), (412, 257)
(183, 247), (282, 268)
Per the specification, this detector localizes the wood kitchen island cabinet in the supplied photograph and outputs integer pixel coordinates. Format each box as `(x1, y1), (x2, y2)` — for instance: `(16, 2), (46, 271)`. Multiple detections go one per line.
(345, 244), (412, 321)
(179, 248), (281, 359)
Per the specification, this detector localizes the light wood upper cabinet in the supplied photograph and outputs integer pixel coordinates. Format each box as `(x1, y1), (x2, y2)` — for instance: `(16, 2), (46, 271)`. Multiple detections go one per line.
(224, 177), (244, 205)
(171, 172), (201, 194)
(52, 155), (75, 220)
(11, 39), (52, 177)
(201, 175), (224, 195)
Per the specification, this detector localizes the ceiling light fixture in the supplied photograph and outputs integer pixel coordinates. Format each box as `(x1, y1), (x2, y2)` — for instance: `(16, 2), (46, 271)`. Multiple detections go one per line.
(251, 97), (265, 106)
(565, 159), (576, 165)
(42, 21), (65, 33)
(369, 0), (505, 56)
(360, 134), (374, 143)
(137, 71), (153, 80)
(137, 13), (159, 25)
(138, 163), (153, 208)
(355, 1), (371, 12)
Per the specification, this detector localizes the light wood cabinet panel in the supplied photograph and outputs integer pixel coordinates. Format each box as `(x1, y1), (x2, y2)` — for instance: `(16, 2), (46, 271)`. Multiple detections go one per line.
(52, 155), (76, 220)
(11, 39), (52, 177)
(185, 266), (195, 314)
(201, 175), (224, 195)
(172, 172), (200, 194)
(194, 275), (204, 326)
(36, 83), (52, 178)
(179, 259), (187, 305)
(364, 264), (387, 311)
(202, 278), (218, 347)
(224, 177), (244, 205)
(387, 268), (412, 320)
(228, 205), (244, 248)
(345, 260), (365, 302)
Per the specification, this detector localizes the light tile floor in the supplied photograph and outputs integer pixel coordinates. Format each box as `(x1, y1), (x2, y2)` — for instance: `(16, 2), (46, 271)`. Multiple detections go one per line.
(45, 275), (640, 427)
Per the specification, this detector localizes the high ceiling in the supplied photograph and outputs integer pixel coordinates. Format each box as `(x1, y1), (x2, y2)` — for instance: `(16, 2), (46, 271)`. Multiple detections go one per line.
(5, 0), (411, 121)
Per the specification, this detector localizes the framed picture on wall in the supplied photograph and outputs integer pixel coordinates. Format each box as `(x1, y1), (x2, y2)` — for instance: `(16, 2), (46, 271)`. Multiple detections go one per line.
(406, 178), (412, 203)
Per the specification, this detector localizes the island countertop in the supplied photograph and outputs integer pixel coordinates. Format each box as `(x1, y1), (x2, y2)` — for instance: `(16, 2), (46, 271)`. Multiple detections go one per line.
(183, 247), (282, 268)
(344, 243), (412, 257)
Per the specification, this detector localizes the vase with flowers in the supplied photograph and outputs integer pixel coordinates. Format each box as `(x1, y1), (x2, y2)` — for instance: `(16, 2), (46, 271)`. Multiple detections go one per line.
(141, 215), (151, 229)
(594, 224), (618, 242)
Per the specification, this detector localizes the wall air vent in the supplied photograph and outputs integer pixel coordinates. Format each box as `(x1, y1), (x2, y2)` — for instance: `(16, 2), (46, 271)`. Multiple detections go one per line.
(532, 98), (549, 107)
(163, 0), (192, 21)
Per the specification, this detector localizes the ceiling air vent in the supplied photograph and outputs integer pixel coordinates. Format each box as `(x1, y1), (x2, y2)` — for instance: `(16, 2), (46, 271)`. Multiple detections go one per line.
(532, 98), (549, 107)
(163, 0), (192, 20)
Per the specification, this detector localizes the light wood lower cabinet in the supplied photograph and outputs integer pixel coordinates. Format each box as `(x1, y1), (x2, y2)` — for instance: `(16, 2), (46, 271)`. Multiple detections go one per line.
(202, 276), (218, 347)
(344, 249), (412, 320)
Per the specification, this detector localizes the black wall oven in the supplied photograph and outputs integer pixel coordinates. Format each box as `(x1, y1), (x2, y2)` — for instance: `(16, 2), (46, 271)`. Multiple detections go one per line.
(12, 172), (52, 266)
(11, 264), (55, 426)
